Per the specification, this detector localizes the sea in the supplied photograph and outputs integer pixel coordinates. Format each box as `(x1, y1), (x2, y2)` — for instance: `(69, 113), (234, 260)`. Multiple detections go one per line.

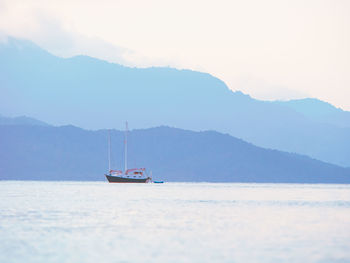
(0, 181), (349, 263)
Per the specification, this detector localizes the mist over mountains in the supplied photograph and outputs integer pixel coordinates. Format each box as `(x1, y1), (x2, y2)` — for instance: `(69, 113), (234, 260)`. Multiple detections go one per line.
(1, 37), (349, 167)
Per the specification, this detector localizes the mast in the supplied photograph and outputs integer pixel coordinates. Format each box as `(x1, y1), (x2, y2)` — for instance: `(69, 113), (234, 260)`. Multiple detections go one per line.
(108, 129), (111, 173)
(124, 121), (128, 172)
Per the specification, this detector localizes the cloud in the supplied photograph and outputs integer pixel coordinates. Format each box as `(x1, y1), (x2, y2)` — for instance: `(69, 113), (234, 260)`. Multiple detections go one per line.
(0, 1), (164, 67)
(0, 31), (9, 43)
(0, 7), (130, 65)
(32, 16), (131, 65)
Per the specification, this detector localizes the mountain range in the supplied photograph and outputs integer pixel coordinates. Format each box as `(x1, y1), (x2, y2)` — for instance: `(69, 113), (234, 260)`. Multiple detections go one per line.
(0, 118), (349, 183)
(0, 36), (349, 167)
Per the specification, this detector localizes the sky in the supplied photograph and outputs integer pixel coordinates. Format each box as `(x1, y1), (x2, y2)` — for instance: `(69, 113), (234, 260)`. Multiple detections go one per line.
(1, 0), (349, 110)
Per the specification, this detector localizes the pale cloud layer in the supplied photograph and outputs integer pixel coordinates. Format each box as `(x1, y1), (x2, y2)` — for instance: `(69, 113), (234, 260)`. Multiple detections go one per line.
(1, 0), (349, 109)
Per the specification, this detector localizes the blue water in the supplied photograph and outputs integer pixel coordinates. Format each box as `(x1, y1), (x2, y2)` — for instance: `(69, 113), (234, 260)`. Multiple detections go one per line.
(0, 181), (349, 263)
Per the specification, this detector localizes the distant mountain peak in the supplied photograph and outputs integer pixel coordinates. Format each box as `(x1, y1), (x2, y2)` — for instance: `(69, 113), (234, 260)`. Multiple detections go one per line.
(0, 115), (50, 127)
(274, 98), (343, 117)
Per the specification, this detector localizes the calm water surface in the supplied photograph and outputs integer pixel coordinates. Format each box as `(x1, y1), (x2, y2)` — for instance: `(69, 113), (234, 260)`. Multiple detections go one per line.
(0, 181), (349, 263)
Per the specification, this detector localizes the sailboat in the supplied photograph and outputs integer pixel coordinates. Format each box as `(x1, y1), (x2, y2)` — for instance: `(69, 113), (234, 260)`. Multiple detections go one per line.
(105, 122), (152, 183)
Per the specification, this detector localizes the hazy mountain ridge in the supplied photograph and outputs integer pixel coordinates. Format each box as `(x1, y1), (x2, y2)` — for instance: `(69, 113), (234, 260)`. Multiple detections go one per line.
(0, 124), (349, 183)
(1, 37), (349, 167)
(0, 115), (50, 126)
(274, 98), (350, 128)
